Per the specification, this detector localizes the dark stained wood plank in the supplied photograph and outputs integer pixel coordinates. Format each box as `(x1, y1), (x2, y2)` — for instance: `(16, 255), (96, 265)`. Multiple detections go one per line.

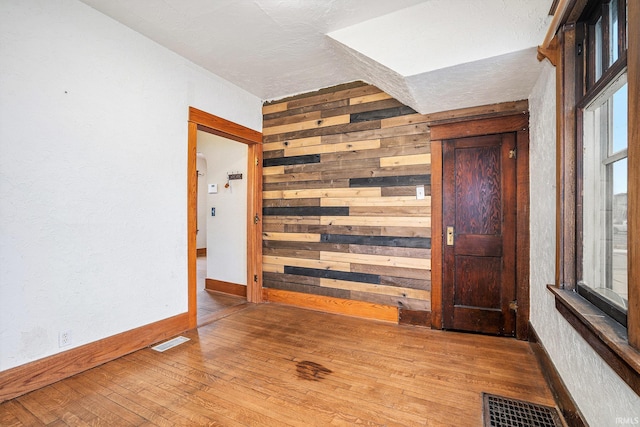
(263, 206), (349, 217)
(349, 291), (430, 311)
(263, 179), (350, 191)
(349, 244), (430, 259)
(263, 99), (350, 122)
(381, 185), (431, 196)
(263, 110), (322, 128)
(349, 174), (430, 188)
(263, 279), (350, 300)
(321, 98), (407, 118)
(286, 224), (383, 236)
(284, 266), (380, 284)
(380, 275), (431, 290)
(263, 149), (284, 158)
(263, 272), (321, 287)
(350, 106), (417, 123)
(263, 198), (321, 208)
(351, 263), (430, 280)
(320, 233), (430, 248)
(263, 154), (320, 167)
(399, 309), (432, 327)
(263, 239), (349, 253)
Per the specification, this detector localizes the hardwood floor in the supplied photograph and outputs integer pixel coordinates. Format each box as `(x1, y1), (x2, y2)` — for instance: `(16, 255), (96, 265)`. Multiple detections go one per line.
(197, 290), (248, 327)
(197, 255), (247, 327)
(0, 304), (556, 426)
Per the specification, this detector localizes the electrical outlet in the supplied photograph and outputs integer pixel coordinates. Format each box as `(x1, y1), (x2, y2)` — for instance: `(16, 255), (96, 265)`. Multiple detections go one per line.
(59, 330), (72, 347)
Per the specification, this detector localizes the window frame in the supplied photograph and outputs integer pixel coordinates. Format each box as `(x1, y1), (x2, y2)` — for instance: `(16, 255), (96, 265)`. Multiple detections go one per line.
(550, 0), (640, 394)
(576, 67), (628, 327)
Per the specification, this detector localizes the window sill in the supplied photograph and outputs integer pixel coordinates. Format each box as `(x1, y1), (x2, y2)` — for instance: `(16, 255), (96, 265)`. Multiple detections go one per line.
(547, 285), (640, 395)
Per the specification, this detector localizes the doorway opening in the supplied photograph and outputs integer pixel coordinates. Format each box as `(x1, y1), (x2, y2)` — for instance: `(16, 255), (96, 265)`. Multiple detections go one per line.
(187, 107), (263, 329)
(196, 133), (249, 326)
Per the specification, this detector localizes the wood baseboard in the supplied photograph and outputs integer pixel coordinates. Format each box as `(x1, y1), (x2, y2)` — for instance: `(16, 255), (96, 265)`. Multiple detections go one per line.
(263, 288), (398, 323)
(399, 308), (431, 327)
(196, 248), (207, 257)
(528, 322), (587, 427)
(0, 313), (190, 402)
(205, 278), (247, 297)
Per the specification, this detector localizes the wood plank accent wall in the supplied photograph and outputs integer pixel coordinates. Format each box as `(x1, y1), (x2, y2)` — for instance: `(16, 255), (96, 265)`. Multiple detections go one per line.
(262, 82), (530, 317)
(262, 83), (432, 311)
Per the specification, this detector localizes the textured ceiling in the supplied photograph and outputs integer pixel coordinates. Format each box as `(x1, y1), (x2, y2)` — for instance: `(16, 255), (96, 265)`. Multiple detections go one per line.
(78, 0), (553, 114)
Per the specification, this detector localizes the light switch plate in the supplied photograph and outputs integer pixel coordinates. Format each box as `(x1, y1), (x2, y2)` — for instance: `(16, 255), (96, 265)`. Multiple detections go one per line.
(208, 183), (218, 194)
(416, 185), (425, 200)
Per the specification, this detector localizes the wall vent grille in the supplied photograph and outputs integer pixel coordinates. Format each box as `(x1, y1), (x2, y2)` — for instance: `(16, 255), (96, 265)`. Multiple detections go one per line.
(151, 336), (190, 352)
(483, 393), (563, 427)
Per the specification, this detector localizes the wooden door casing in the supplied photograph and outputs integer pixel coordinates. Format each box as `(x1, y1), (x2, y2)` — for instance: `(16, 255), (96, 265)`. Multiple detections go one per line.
(442, 133), (517, 336)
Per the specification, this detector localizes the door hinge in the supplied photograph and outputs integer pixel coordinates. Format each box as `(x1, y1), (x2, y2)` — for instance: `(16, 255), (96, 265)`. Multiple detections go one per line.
(509, 300), (518, 311)
(254, 214), (260, 224)
(256, 157), (259, 166)
(509, 149), (517, 159)
(254, 274), (258, 283)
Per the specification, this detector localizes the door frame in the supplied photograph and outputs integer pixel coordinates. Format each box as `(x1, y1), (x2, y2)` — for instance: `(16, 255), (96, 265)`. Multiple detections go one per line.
(187, 107), (263, 329)
(430, 114), (530, 339)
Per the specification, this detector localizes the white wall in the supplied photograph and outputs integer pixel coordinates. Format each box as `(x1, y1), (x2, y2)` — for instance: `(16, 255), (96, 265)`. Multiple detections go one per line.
(196, 153), (208, 250)
(0, 0), (262, 371)
(528, 61), (640, 426)
(197, 132), (248, 287)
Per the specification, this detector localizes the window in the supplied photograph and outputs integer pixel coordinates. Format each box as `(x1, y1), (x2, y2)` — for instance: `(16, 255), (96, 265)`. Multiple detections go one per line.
(577, 0), (629, 326)
(579, 77), (628, 325)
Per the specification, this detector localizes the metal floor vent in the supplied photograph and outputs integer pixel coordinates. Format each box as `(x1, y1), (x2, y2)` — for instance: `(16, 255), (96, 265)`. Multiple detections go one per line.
(151, 336), (190, 352)
(483, 393), (563, 427)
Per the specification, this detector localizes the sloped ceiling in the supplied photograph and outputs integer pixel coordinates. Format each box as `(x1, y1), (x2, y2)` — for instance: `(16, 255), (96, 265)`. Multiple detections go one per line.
(79, 0), (553, 114)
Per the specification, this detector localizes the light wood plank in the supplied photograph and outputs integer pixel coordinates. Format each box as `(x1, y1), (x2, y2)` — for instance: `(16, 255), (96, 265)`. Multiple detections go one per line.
(262, 166), (285, 176)
(263, 289), (398, 322)
(320, 251), (431, 270)
(282, 188), (382, 199)
(320, 216), (431, 228)
(284, 139), (380, 157)
(379, 153), (431, 167)
(263, 216), (321, 225)
(262, 102), (288, 115)
(262, 232), (321, 242)
(322, 196), (431, 207)
(262, 263), (284, 273)
(350, 92), (393, 104)
(263, 255), (350, 271)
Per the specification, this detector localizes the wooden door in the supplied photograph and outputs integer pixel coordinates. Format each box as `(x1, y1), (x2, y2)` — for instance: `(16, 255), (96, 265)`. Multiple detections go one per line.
(442, 133), (517, 336)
